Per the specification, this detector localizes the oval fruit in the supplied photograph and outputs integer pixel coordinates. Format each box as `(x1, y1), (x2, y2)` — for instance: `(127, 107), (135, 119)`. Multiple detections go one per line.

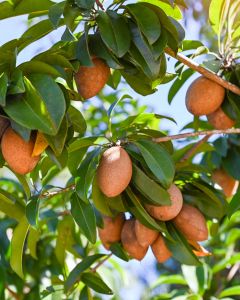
(98, 213), (125, 250)
(151, 233), (172, 263)
(1, 128), (40, 175)
(121, 219), (148, 261)
(172, 204), (208, 241)
(186, 76), (225, 116)
(212, 169), (239, 197)
(97, 146), (132, 197)
(74, 57), (110, 99)
(135, 220), (158, 247)
(0, 116), (10, 139)
(145, 184), (183, 221)
(207, 107), (235, 130)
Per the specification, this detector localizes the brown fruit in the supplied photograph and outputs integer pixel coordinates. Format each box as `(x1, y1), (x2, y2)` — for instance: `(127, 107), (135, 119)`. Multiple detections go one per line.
(212, 169), (239, 197)
(135, 220), (158, 247)
(151, 234), (171, 263)
(207, 107), (235, 129)
(1, 128), (40, 175)
(121, 219), (148, 261)
(74, 57), (110, 99)
(173, 204), (208, 241)
(98, 213), (125, 250)
(97, 146), (132, 197)
(0, 116), (10, 139)
(186, 76), (225, 116)
(145, 184), (183, 221)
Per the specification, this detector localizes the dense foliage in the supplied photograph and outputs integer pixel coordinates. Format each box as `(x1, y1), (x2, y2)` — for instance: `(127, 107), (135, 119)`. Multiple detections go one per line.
(0, 0), (240, 299)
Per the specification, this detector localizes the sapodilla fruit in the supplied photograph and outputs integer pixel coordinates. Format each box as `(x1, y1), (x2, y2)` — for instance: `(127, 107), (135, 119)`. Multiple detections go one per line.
(207, 107), (235, 130)
(151, 234), (172, 263)
(145, 184), (183, 221)
(74, 57), (110, 99)
(1, 128), (40, 175)
(98, 213), (125, 250)
(0, 116), (10, 139)
(172, 204), (208, 241)
(212, 169), (239, 197)
(186, 76), (225, 116)
(121, 219), (148, 261)
(97, 146), (132, 197)
(135, 220), (158, 248)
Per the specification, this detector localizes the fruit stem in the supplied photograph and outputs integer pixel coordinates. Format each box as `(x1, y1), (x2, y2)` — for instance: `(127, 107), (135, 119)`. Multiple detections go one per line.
(96, 0), (104, 10)
(91, 253), (112, 273)
(165, 47), (240, 96)
(152, 128), (240, 143)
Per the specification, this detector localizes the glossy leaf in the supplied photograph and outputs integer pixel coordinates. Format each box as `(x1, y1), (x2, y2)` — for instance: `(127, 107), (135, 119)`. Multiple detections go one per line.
(67, 105), (87, 134)
(26, 195), (40, 228)
(27, 227), (40, 259)
(81, 272), (113, 295)
(110, 243), (129, 261)
(134, 140), (175, 188)
(0, 72), (8, 106)
(70, 193), (96, 243)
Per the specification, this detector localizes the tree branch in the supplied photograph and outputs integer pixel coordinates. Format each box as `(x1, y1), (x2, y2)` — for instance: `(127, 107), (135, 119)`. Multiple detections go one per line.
(165, 47), (240, 96)
(5, 286), (19, 300)
(152, 128), (240, 143)
(91, 253), (112, 273)
(96, 0), (104, 10)
(39, 184), (75, 199)
(180, 135), (211, 162)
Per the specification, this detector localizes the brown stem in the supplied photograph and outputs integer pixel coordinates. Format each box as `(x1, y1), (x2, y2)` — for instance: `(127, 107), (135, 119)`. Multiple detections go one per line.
(91, 253), (112, 273)
(164, 47), (240, 96)
(39, 184), (75, 199)
(180, 135), (211, 162)
(152, 128), (240, 143)
(5, 286), (20, 300)
(96, 0), (104, 10)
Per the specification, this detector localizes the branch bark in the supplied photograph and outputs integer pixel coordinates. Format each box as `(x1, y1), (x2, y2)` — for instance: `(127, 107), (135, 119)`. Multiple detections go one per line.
(91, 253), (112, 273)
(165, 47), (240, 96)
(152, 128), (240, 143)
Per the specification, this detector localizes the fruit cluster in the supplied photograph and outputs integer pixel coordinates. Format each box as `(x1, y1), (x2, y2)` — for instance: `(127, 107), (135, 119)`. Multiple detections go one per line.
(96, 145), (209, 263)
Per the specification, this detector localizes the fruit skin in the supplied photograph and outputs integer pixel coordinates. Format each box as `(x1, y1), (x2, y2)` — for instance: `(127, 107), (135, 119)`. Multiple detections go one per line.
(0, 116), (10, 139)
(74, 57), (110, 99)
(145, 184), (183, 221)
(97, 146), (132, 197)
(172, 204), (208, 241)
(1, 128), (40, 175)
(186, 76), (225, 116)
(135, 220), (158, 247)
(151, 233), (172, 263)
(207, 107), (235, 130)
(121, 219), (148, 261)
(212, 169), (239, 197)
(98, 213), (125, 250)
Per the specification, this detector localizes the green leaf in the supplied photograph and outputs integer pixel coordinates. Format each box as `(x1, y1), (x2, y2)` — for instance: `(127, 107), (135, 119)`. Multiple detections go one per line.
(27, 227), (40, 259)
(132, 164), (171, 205)
(166, 223), (200, 266)
(14, 173), (31, 199)
(168, 68), (194, 104)
(68, 136), (98, 153)
(219, 286), (240, 298)
(75, 0), (95, 9)
(0, 0), (53, 20)
(8, 69), (25, 94)
(228, 188), (240, 218)
(0, 73), (8, 106)
(134, 140), (175, 188)
(70, 193), (96, 243)
(10, 217), (30, 278)
(44, 116), (68, 156)
(97, 11), (131, 57)
(125, 187), (167, 233)
(79, 286), (93, 300)
(0, 196), (25, 221)
(18, 61), (61, 77)
(64, 254), (105, 292)
(81, 272), (113, 295)
(26, 195), (40, 228)
(67, 105), (87, 134)
(209, 0), (225, 34)
(4, 76), (65, 135)
(48, 1), (65, 28)
(150, 275), (187, 290)
(110, 243), (129, 261)
(126, 3), (161, 44)
(76, 31), (94, 67)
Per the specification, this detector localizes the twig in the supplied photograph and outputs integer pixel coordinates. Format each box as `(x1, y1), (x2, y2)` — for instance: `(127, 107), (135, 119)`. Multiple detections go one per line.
(180, 135), (211, 162)
(39, 184), (75, 199)
(91, 253), (112, 273)
(5, 286), (19, 300)
(96, 0), (104, 10)
(152, 128), (240, 143)
(227, 262), (240, 281)
(165, 47), (240, 96)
